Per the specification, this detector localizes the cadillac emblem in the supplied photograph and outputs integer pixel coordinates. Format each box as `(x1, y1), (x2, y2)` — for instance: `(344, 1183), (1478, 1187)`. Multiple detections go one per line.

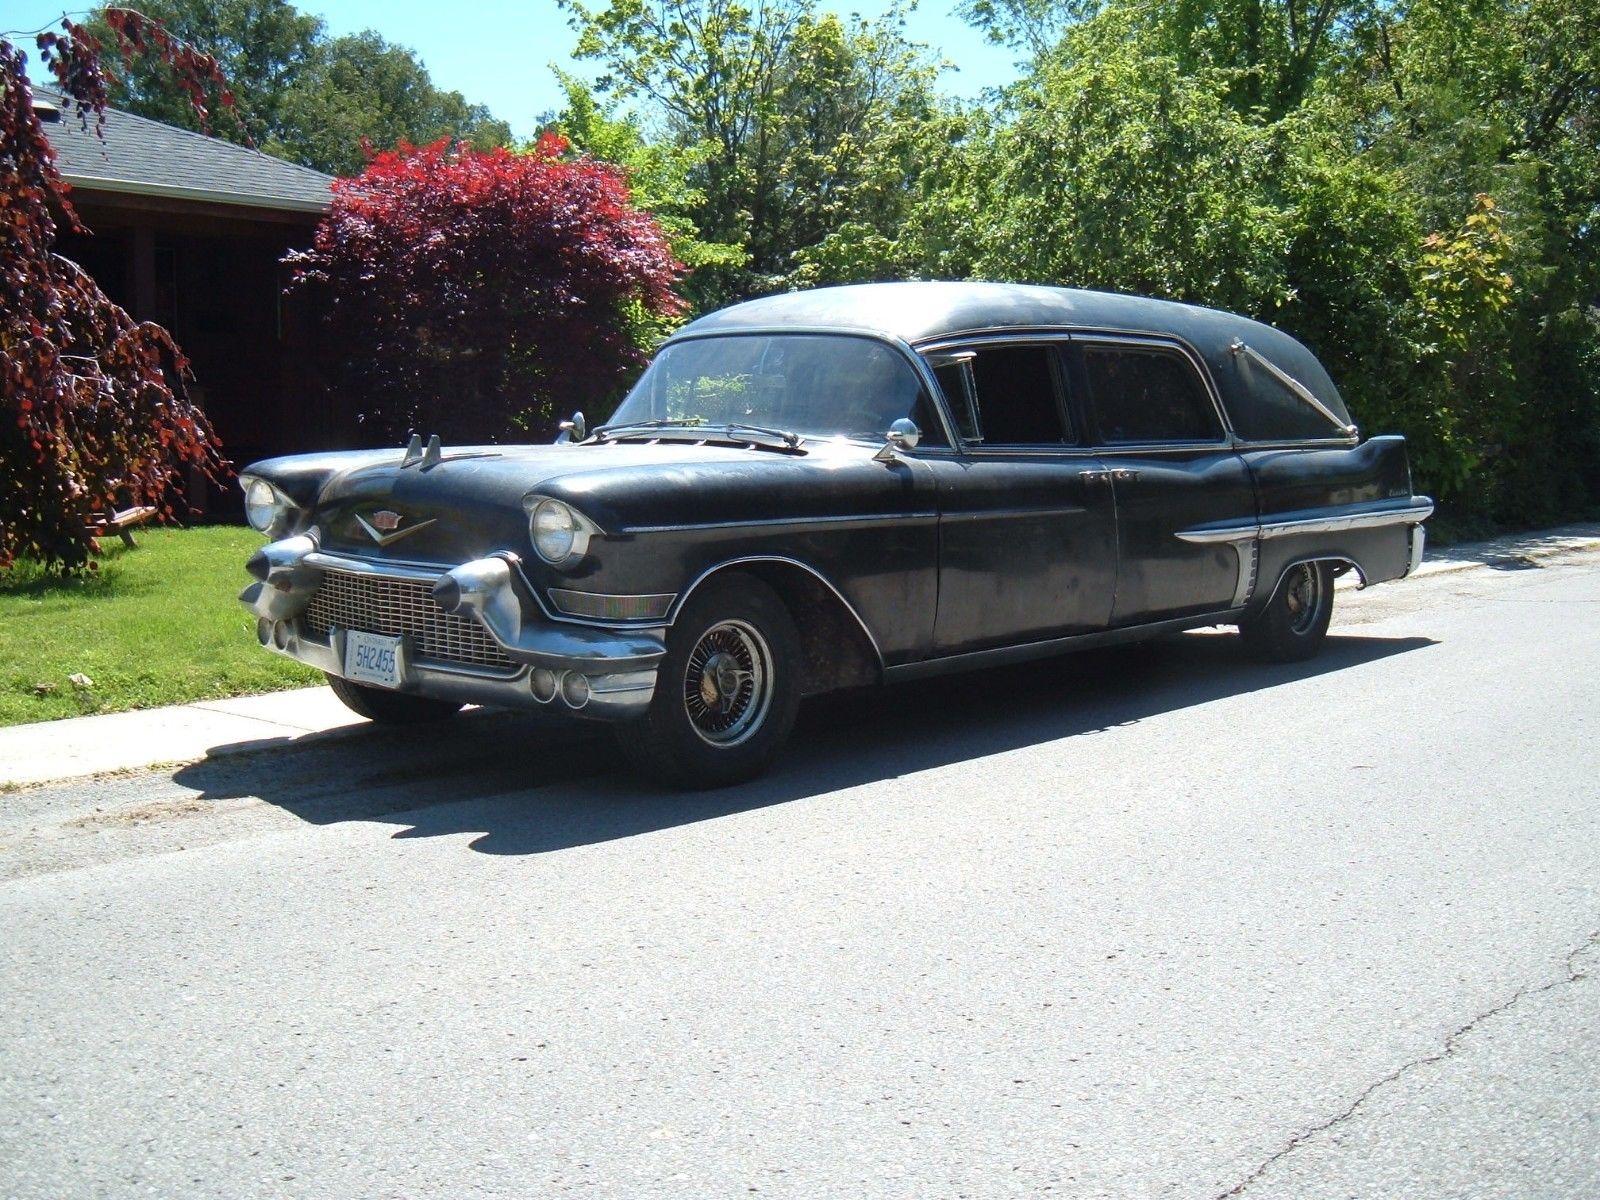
(355, 508), (435, 546)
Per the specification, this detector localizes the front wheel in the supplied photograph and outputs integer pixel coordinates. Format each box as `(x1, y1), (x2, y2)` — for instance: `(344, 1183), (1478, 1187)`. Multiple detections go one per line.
(616, 574), (801, 788)
(325, 673), (464, 724)
(1238, 560), (1334, 662)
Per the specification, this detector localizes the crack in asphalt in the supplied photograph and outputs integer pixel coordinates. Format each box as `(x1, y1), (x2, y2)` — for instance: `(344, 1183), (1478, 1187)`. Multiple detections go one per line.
(1215, 927), (1600, 1198)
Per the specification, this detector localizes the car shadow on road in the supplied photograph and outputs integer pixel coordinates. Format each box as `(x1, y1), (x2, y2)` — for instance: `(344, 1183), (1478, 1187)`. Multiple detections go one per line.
(172, 630), (1435, 856)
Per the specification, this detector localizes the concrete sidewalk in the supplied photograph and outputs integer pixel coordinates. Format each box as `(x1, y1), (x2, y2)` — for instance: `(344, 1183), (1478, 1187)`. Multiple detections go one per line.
(2, 522), (1596, 791)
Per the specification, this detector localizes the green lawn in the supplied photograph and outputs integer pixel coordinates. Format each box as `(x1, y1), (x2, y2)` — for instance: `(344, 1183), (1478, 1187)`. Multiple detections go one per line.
(0, 526), (320, 726)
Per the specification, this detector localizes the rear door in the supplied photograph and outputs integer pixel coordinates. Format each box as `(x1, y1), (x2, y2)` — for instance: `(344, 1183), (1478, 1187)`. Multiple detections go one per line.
(1068, 336), (1257, 624)
(919, 339), (1118, 655)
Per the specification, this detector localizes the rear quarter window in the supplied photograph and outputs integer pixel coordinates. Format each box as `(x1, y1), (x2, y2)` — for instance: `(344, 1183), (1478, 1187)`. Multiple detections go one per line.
(1082, 345), (1222, 444)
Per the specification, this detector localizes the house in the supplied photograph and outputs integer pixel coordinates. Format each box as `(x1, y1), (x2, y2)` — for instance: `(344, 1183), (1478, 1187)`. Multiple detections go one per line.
(36, 90), (356, 509)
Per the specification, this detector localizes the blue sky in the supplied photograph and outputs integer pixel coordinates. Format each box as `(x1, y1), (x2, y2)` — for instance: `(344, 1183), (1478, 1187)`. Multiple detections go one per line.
(6, 1), (1022, 139)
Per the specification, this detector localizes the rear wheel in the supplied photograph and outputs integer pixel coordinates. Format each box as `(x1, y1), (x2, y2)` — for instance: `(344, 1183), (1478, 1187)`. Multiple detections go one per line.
(1238, 561), (1334, 662)
(325, 673), (464, 723)
(616, 574), (801, 788)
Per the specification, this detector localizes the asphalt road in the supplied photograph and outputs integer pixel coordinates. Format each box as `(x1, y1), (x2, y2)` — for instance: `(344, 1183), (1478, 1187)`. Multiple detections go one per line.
(3, 551), (1597, 1200)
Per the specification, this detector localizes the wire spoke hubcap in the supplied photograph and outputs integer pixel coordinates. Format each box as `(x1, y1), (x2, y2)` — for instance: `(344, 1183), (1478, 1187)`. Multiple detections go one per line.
(683, 620), (773, 746)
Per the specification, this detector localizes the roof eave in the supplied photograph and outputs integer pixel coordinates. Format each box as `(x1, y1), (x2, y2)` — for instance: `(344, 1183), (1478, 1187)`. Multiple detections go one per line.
(62, 171), (330, 215)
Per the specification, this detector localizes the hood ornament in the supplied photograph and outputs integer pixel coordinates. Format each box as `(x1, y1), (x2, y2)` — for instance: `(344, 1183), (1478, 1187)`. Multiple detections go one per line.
(401, 433), (444, 468)
(354, 508), (435, 546)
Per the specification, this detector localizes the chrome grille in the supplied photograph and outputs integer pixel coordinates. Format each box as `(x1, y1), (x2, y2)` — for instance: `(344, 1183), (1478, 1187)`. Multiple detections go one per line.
(304, 568), (516, 674)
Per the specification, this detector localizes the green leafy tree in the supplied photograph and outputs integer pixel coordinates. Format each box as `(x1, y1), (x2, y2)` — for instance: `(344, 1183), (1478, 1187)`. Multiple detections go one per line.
(900, 45), (1293, 312)
(267, 31), (510, 175)
(1342, 0), (1600, 522)
(561, 0), (942, 304)
(548, 72), (742, 275)
(929, 0), (1599, 525)
(955, 0), (1099, 59)
(88, 0), (510, 175)
(88, 0), (317, 144)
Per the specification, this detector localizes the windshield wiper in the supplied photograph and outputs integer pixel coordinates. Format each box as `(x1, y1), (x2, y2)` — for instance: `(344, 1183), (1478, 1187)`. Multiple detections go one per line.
(591, 419), (803, 452)
(722, 423), (802, 450)
(590, 417), (707, 441)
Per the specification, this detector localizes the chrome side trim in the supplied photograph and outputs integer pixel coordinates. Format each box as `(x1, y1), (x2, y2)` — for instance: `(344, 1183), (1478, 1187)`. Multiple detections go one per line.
(624, 511), (936, 535)
(1176, 523), (1260, 545)
(1233, 436), (1364, 450)
(669, 555), (887, 672)
(1156, 527), (1257, 606)
(1233, 540), (1259, 608)
(887, 607), (1249, 683)
(1258, 500), (1433, 539)
(1175, 499), (1435, 545)
(940, 505), (1089, 523)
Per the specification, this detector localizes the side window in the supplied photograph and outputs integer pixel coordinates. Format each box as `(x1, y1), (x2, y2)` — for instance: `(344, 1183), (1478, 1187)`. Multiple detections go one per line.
(1082, 345), (1222, 444)
(931, 360), (978, 442)
(927, 344), (1071, 446)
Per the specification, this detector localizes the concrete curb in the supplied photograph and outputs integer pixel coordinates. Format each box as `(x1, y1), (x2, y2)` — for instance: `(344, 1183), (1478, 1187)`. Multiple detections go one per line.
(2, 522), (1597, 791)
(0, 688), (367, 790)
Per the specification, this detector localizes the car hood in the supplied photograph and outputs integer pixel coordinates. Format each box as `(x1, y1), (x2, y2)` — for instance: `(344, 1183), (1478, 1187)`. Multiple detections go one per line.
(245, 438), (919, 565)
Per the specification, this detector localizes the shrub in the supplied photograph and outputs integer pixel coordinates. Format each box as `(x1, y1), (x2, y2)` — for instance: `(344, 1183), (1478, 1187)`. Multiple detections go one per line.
(287, 136), (685, 443)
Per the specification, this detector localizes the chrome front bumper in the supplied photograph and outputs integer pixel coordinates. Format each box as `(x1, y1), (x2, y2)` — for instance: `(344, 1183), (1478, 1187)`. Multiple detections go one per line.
(239, 539), (664, 721)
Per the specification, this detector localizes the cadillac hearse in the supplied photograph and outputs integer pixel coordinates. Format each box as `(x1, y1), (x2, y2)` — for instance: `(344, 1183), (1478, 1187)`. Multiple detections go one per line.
(239, 282), (1432, 786)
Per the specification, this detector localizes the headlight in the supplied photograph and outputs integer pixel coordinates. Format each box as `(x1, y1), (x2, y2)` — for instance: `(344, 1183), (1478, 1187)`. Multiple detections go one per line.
(525, 496), (598, 565)
(243, 476), (294, 535)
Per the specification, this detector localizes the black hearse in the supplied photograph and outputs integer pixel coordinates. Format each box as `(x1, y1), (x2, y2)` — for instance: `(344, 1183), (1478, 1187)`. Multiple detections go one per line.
(240, 282), (1432, 786)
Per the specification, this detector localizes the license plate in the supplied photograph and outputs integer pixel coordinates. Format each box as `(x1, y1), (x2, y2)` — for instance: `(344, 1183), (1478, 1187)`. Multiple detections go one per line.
(345, 630), (402, 688)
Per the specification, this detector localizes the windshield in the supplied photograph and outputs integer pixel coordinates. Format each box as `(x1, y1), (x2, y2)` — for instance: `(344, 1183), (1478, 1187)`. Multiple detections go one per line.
(606, 334), (939, 443)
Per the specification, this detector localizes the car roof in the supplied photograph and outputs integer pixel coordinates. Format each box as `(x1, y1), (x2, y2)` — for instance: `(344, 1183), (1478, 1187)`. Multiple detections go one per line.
(673, 281), (1355, 441)
(678, 281), (1228, 345)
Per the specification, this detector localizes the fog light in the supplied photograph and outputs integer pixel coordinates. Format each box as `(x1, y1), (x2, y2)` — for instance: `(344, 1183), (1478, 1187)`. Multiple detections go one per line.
(271, 620), (291, 650)
(530, 667), (558, 703)
(560, 671), (591, 709)
(256, 617), (272, 645)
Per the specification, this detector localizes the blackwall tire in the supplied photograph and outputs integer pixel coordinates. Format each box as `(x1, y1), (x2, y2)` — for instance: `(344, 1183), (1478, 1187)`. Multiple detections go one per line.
(1238, 560), (1335, 663)
(325, 673), (464, 723)
(616, 573), (801, 789)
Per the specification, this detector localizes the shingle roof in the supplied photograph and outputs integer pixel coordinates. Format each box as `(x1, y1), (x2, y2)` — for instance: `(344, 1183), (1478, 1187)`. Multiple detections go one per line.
(34, 88), (332, 214)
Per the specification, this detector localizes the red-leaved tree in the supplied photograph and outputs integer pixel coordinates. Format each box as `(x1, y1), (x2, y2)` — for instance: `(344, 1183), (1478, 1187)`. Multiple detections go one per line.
(1, 11), (233, 571)
(287, 135), (684, 443)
